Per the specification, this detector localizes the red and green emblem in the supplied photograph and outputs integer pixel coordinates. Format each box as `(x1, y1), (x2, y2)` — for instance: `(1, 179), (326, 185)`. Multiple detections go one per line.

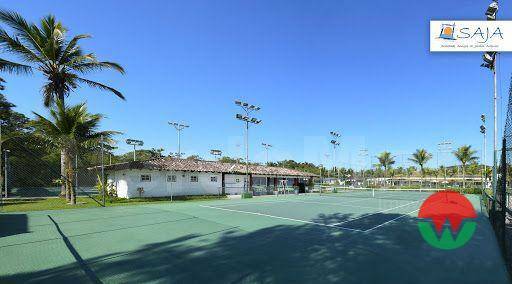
(417, 191), (477, 249)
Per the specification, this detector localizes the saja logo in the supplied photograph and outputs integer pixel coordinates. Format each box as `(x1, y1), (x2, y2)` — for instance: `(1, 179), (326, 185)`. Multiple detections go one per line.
(430, 20), (512, 52)
(417, 191), (477, 250)
(437, 23), (503, 43)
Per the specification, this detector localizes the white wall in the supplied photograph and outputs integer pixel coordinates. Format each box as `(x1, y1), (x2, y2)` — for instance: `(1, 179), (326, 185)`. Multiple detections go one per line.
(224, 174), (246, 194)
(107, 169), (222, 198)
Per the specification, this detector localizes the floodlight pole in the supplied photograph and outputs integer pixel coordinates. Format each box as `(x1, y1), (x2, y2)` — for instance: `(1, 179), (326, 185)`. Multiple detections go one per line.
(481, 0), (499, 199)
(169, 122), (189, 159)
(492, 64), (498, 197)
(330, 131), (341, 180)
(101, 135), (105, 207)
(126, 139), (144, 161)
(245, 120), (249, 191)
(484, 128), (487, 189)
(262, 143), (272, 165)
(235, 100), (261, 195)
(481, 115), (487, 191)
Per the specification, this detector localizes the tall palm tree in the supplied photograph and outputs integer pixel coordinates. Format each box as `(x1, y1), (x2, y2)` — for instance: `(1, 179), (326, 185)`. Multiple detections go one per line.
(409, 149), (432, 185)
(0, 10), (125, 196)
(0, 10), (125, 106)
(453, 145), (478, 190)
(377, 152), (395, 186)
(31, 101), (117, 204)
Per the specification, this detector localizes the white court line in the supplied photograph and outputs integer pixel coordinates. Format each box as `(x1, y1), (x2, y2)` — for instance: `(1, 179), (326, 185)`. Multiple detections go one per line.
(314, 195), (376, 205)
(199, 205), (365, 232)
(214, 198), (376, 210)
(331, 200), (419, 226)
(212, 199), (296, 208)
(364, 209), (419, 232)
(284, 199), (376, 209)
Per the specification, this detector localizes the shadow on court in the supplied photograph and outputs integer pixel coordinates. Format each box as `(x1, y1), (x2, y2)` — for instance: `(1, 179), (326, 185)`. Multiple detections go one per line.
(0, 214), (28, 238)
(0, 210), (509, 284)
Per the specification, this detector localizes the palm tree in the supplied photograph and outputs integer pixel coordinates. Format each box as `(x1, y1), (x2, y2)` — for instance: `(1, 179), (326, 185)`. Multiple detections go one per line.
(409, 149), (432, 185)
(453, 145), (478, 190)
(0, 10), (125, 106)
(31, 101), (118, 204)
(0, 10), (125, 196)
(377, 152), (395, 186)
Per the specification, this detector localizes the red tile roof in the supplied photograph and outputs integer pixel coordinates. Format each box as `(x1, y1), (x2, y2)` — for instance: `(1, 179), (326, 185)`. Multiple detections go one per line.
(103, 157), (317, 177)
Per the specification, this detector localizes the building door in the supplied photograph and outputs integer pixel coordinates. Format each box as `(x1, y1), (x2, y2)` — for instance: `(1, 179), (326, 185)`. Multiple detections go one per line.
(166, 172), (175, 199)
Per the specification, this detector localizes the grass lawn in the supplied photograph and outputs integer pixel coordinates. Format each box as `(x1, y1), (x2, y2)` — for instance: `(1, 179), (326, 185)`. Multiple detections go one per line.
(0, 195), (227, 212)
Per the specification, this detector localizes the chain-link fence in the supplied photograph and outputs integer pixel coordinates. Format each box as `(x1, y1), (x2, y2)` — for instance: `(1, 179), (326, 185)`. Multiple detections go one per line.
(0, 136), (107, 209)
(485, 77), (512, 275)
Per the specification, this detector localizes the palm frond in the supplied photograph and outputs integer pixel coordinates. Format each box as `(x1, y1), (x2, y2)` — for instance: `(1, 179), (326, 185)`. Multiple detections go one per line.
(71, 61), (125, 74)
(59, 34), (90, 64)
(0, 28), (44, 64)
(0, 10), (49, 60)
(0, 58), (32, 74)
(75, 77), (125, 100)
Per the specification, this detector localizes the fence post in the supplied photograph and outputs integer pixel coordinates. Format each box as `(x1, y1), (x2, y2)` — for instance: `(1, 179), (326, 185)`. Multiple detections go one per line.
(4, 149), (8, 198)
(75, 154), (78, 198)
(500, 138), (507, 250)
(101, 135), (105, 207)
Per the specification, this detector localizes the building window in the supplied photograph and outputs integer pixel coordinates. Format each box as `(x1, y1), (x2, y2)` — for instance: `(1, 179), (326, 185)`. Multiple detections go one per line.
(190, 176), (198, 182)
(210, 176), (218, 182)
(167, 175), (176, 182)
(140, 174), (151, 182)
(235, 178), (240, 183)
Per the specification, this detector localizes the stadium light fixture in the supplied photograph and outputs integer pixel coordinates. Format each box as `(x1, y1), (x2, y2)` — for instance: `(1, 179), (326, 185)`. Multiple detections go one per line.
(330, 131), (341, 179)
(235, 100), (262, 194)
(210, 149), (222, 160)
(262, 143), (273, 165)
(126, 139), (144, 161)
(168, 121), (190, 159)
(486, 1), (498, 20)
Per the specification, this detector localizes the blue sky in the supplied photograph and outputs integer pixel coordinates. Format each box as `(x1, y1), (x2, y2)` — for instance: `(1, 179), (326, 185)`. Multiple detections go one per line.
(1, 0), (509, 169)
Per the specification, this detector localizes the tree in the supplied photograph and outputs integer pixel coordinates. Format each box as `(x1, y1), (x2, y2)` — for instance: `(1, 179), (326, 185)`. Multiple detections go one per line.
(0, 10), (125, 197)
(0, 10), (125, 106)
(406, 166), (416, 186)
(409, 149), (432, 185)
(377, 152), (395, 184)
(453, 145), (478, 190)
(31, 101), (117, 204)
(219, 156), (243, 164)
(186, 155), (202, 161)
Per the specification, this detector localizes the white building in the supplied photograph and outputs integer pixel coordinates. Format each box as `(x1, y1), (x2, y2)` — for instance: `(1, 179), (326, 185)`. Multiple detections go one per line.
(105, 157), (316, 198)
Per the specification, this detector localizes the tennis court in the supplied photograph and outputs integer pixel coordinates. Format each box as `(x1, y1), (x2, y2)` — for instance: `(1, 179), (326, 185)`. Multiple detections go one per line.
(0, 190), (509, 283)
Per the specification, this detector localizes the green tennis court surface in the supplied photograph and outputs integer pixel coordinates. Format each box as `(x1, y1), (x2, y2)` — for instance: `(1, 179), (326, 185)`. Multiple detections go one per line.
(0, 193), (509, 283)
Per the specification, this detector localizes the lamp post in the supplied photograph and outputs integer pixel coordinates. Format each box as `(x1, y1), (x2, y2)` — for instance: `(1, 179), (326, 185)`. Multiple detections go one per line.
(481, 114), (487, 191)
(262, 143), (273, 165)
(324, 153), (331, 178)
(359, 149), (369, 187)
(318, 164), (323, 185)
(330, 131), (340, 180)
(210, 149), (222, 160)
(437, 140), (452, 185)
(481, 0), (498, 198)
(235, 100), (261, 195)
(126, 139), (144, 161)
(168, 122), (189, 159)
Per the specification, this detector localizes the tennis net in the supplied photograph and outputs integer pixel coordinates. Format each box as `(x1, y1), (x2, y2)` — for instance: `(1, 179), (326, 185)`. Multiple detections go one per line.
(319, 187), (443, 201)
